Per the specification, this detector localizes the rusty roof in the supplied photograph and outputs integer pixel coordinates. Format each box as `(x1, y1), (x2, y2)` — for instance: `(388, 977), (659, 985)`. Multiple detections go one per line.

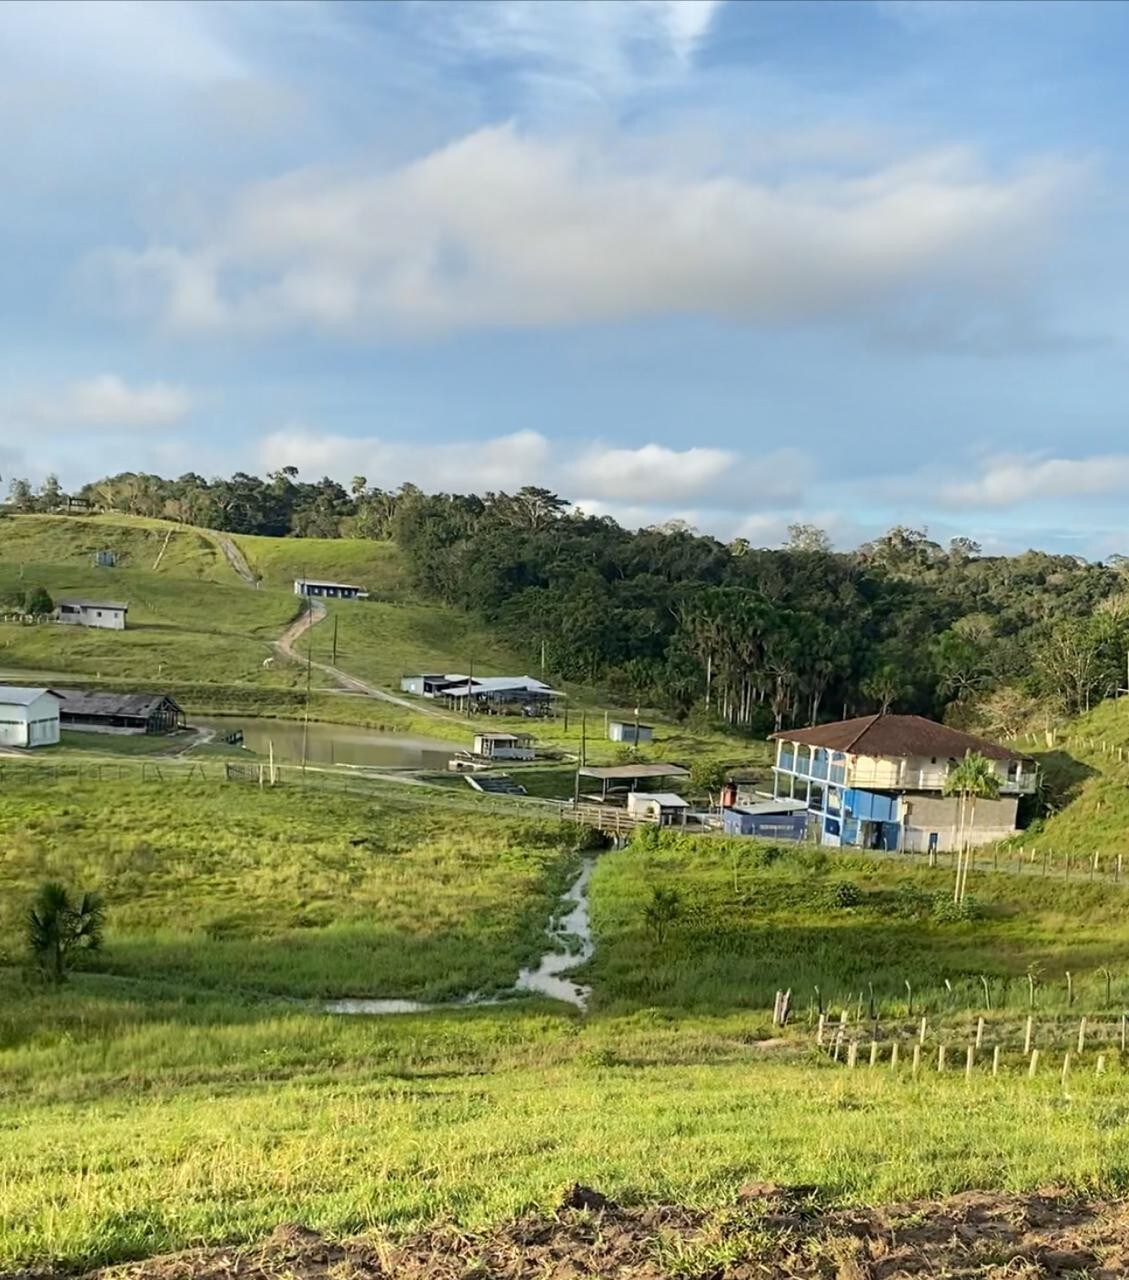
(770, 713), (1023, 762)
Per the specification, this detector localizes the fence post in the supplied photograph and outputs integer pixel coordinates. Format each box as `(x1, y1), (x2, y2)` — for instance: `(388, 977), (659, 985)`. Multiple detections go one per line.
(965, 1045), (975, 1081)
(919, 1016), (928, 1045)
(869, 1041), (879, 1069)
(847, 1041), (858, 1069)
(1121, 1013), (1127, 1054)
(1028, 1049), (1040, 1078)
(912, 1044), (921, 1077)
(1078, 1016), (1087, 1054)
(1097, 1054), (1107, 1076)
(975, 1017), (985, 1049)
(1024, 1015), (1034, 1055)
(1061, 1050), (1072, 1089)
(937, 1044), (947, 1073)
(816, 1013), (826, 1046)
(992, 1045), (1001, 1077)
(890, 1042), (900, 1070)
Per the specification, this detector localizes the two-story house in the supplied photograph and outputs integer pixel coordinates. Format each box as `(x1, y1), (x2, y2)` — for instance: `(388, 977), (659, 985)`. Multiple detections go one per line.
(770, 713), (1037, 852)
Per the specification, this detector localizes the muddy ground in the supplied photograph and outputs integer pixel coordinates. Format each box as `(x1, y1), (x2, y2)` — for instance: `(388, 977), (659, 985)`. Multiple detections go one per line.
(28, 1184), (1129, 1280)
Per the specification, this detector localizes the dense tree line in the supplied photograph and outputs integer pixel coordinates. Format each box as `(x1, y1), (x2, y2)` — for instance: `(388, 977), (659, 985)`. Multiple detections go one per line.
(7, 469), (1129, 732)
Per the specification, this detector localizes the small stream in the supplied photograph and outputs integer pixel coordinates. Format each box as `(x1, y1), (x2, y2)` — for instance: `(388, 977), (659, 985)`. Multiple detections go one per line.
(324, 858), (596, 1016)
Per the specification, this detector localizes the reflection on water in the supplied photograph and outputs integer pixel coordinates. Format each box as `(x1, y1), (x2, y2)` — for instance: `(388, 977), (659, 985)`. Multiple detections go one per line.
(327, 858), (596, 1016)
(198, 715), (455, 770)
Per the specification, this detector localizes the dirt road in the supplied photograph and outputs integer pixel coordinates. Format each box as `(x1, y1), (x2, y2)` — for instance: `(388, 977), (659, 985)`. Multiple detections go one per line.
(274, 601), (454, 719)
(215, 535), (258, 587)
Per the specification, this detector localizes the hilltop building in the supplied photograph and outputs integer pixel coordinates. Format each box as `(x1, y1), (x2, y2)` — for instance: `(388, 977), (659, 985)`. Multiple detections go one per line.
(0, 687), (63, 748)
(293, 579), (368, 600)
(400, 673), (562, 715)
(55, 598), (128, 630)
(770, 713), (1036, 852)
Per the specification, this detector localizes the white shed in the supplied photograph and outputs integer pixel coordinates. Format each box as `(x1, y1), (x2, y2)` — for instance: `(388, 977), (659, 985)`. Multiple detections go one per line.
(473, 732), (536, 761)
(626, 792), (689, 826)
(0, 686), (63, 748)
(55, 599), (128, 631)
(608, 719), (654, 744)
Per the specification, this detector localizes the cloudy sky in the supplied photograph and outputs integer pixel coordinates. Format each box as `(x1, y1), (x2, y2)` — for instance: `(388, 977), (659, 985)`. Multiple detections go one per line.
(3, 0), (1129, 554)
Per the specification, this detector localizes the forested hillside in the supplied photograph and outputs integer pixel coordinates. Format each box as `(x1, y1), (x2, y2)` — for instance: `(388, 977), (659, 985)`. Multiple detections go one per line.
(7, 469), (1127, 734)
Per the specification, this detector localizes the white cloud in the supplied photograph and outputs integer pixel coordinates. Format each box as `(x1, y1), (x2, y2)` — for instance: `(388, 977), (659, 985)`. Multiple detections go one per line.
(418, 0), (723, 101)
(94, 125), (1075, 340)
(19, 375), (193, 430)
(258, 425), (807, 512)
(939, 453), (1129, 509)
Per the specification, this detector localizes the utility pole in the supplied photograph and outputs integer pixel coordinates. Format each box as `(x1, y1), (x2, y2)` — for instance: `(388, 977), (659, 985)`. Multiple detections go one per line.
(301, 633), (311, 777)
(332, 615), (338, 666)
(573, 710), (587, 809)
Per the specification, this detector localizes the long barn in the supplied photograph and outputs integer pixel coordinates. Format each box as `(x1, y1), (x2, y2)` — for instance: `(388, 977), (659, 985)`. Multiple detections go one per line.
(59, 691), (186, 735)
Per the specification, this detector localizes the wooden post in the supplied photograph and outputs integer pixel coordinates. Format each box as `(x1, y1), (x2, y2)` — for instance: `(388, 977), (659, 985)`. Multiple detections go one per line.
(992, 1045), (1001, 1077)
(1121, 1013), (1127, 1054)
(891, 1042), (900, 1070)
(1077, 1016), (1087, 1054)
(1061, 1050), (1072, 1088)
(1097, 1054), (1107, 1076)
(965, 1045), (975, 1081)
(847, 1041), (858, 1069)
(975, 1017), (985, 1049)
(869, 1041), (879, 1069)
(1024, 1015), (1034, 1055)
(816, 1013), (826, 1046)
(919, 1016), (928, 1044)
(912, 1044), (922, 1077)
(937, 1044), (947, 1073)
(772, 991), (782, 1026)
(1028, 1048), (1040, 1078)
(1118, 854), (1123, 883)
(832, 1030), (843, 1062)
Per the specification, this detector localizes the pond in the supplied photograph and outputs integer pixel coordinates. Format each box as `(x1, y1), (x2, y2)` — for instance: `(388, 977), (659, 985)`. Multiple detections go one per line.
(195, 715), (456, 770)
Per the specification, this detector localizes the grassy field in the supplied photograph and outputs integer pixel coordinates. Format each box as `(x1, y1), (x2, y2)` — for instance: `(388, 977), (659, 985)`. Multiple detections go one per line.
(585, 829), (1129, 1015)
(231, 532), (406, 594)
(3, 771), (1129, 1269)
(0, 775), (581, 998)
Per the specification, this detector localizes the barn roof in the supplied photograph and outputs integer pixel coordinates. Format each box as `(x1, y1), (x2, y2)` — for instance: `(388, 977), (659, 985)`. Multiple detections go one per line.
(771, 713), (1023, 762)
(579, 762), (690, 780)
(58, 690), (184, 718)
(56, 598), (129, 611)
(0, 686), (65, 706)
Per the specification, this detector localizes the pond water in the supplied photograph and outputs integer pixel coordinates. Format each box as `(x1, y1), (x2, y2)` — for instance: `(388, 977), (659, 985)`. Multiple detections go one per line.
(196, 715), (456, 770)
(326, 858), (596, 1016)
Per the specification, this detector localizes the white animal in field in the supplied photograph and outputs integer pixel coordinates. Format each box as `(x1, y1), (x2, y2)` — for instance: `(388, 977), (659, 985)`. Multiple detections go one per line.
(262, 656), (274, 668)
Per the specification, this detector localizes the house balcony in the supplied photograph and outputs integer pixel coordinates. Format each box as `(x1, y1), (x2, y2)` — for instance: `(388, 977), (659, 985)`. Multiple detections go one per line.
(774, 752), (1037, 796)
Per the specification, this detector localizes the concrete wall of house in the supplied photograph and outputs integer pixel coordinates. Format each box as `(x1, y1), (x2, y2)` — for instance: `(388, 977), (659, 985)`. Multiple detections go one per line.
(57, 606), (126, 631)
(900, 793), (1020, 851)
(400, 677), (426, 696)
(0, 696), (60, 747)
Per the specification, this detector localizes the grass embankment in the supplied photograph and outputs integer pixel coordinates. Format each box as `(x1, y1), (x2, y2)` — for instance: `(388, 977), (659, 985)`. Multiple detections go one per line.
(586, 829), (1129, 1015)
(3, 775), (1129, 1269)
(0, 776), (580, 999)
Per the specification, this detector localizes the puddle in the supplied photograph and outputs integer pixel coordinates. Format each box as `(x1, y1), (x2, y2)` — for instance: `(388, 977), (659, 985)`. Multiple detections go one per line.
(327, 858), (595, 1016)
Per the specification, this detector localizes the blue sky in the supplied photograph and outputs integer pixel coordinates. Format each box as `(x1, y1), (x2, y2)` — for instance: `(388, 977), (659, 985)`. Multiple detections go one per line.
(3, 0), (1129, 554)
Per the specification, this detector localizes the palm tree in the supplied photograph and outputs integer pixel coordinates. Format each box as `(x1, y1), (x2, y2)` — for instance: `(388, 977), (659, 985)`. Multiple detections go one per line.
(943, 752), (1001, 903)
(27, 882), (105, 983)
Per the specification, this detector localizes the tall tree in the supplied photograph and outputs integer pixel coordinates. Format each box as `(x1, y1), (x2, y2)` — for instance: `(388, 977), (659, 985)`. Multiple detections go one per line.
(943, 753), (1001, 903)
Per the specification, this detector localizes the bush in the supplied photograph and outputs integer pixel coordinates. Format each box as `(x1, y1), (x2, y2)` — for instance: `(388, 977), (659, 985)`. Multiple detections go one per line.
(23, 585), (54, 616)
(888, 884), (931, 919)
(930, 893), (987, 923)
(828, 880), (862, 909)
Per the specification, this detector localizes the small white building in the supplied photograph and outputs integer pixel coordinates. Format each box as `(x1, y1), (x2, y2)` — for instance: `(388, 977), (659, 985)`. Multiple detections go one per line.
(473, 731), (536, 761)
(626, 791), (689, 826)
(608, 719), (654, 745)
(0, 686), (63, 748)
(293, 579), (368, 600)
(55, 598), (128, 631)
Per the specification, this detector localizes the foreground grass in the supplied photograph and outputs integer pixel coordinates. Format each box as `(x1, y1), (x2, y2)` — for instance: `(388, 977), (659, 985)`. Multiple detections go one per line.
(0, 776), (580, 999)
(2, 984), (1128, 1270)
(586, 830), (1129, 1015)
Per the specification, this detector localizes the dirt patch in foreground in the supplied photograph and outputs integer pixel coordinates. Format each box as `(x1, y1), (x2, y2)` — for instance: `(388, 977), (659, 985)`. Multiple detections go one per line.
(49, 1185), (1129, 1279)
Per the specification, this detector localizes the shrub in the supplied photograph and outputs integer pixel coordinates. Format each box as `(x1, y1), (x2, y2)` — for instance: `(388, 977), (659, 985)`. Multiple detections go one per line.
(828, 880), (862, 909)
(930, 892), (987, 923)
(23, 585), (54, 616)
